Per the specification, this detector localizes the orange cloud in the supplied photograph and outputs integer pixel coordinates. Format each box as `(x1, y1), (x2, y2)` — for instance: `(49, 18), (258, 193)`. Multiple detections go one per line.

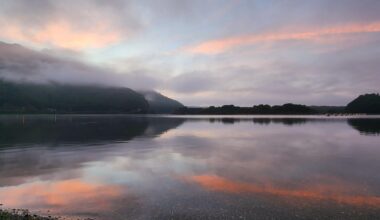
(188, 175), (380, 207)
(0, 179), (123, 213)
(185, 22), (380, 54)
(1, 20), (122, 50)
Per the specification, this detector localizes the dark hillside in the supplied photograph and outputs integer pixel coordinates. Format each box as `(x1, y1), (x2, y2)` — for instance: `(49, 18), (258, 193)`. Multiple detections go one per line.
(0, 80), (149, 113)
(346, 93), (380, 114)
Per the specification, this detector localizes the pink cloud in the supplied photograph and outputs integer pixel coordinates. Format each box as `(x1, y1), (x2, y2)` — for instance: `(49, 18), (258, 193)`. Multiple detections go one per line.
(185, 22), (380, 54)
(1, 19), (122, 50)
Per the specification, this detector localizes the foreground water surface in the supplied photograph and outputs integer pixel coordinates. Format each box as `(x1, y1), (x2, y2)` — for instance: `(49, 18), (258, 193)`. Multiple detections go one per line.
(0, 115), (380, 220)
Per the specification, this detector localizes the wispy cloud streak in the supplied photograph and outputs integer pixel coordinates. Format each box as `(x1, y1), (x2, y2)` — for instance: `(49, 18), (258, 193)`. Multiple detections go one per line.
(185, 22), (380, 54)
(2, 20), (122, 50)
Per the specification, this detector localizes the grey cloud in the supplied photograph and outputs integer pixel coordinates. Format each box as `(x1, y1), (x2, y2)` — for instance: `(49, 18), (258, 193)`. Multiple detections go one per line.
(299, 0), (380, 25)
(237, 0), (380, 33)
(137, 0), (213, 21)
(164, 41), (380, 106)
(0, 41), (161, 89)
(162, 0), (380, 44)
(195, 30), (380, 105)
(166, 71), (219, 93)
(0, 0), (141, 30)
(0, 0), (56, 28)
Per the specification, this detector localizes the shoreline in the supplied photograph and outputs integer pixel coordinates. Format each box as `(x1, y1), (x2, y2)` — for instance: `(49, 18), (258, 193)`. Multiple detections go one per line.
(0, 208), (57, 220)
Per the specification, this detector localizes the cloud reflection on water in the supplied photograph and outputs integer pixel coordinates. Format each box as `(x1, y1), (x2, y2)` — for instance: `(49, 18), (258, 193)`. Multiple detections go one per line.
(187, 175), (380, 207)
(0, 115), (380, 219)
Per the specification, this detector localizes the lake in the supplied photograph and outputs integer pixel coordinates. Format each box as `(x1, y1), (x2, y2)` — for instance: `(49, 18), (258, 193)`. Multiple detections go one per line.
(0, 115), (380, 220)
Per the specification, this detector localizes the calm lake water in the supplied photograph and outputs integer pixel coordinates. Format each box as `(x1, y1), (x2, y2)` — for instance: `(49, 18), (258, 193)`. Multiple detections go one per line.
(0, 115), (380, 220)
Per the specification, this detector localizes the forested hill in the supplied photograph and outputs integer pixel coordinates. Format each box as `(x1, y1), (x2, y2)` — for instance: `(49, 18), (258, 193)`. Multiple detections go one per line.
(0, 80), (149, 114)
(346, 93), (380, 114)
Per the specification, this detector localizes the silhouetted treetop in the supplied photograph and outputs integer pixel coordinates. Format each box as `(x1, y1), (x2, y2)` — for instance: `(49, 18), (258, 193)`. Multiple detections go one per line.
(346, 93), (380, 114)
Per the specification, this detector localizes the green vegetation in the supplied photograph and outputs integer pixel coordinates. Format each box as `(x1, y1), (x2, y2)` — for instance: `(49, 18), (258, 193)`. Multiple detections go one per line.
(0, 209), (56, 220)
(0, 80), (149, 114)
(346, 93), (380, 114)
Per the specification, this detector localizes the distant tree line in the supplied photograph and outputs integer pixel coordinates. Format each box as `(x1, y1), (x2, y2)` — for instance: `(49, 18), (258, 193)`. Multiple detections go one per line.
(175, 103), (317, 115)
(175, 93), (380, 115)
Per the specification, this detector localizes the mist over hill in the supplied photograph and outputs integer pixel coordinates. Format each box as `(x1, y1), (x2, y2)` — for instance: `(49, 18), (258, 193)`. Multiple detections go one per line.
(0, 41), (159, 89)
(0, 41), (185, 114)
(139, 90), (184, 114)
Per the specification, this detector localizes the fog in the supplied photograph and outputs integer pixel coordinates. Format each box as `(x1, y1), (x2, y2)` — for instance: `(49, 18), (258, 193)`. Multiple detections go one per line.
(0, 42), (160, 90)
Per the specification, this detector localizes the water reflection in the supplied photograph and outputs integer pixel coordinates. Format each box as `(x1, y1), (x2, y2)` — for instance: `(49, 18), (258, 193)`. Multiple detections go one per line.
(0, 180), (125, 216)
(348, 118), (380, 135)
(0, 115), (379, 219)
(187, 175), (380, 207)
(0, 115), (185, 147)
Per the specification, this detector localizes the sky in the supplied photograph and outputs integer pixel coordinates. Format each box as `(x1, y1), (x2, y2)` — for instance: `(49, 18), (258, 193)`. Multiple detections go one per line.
(0, 0), (380, 106)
